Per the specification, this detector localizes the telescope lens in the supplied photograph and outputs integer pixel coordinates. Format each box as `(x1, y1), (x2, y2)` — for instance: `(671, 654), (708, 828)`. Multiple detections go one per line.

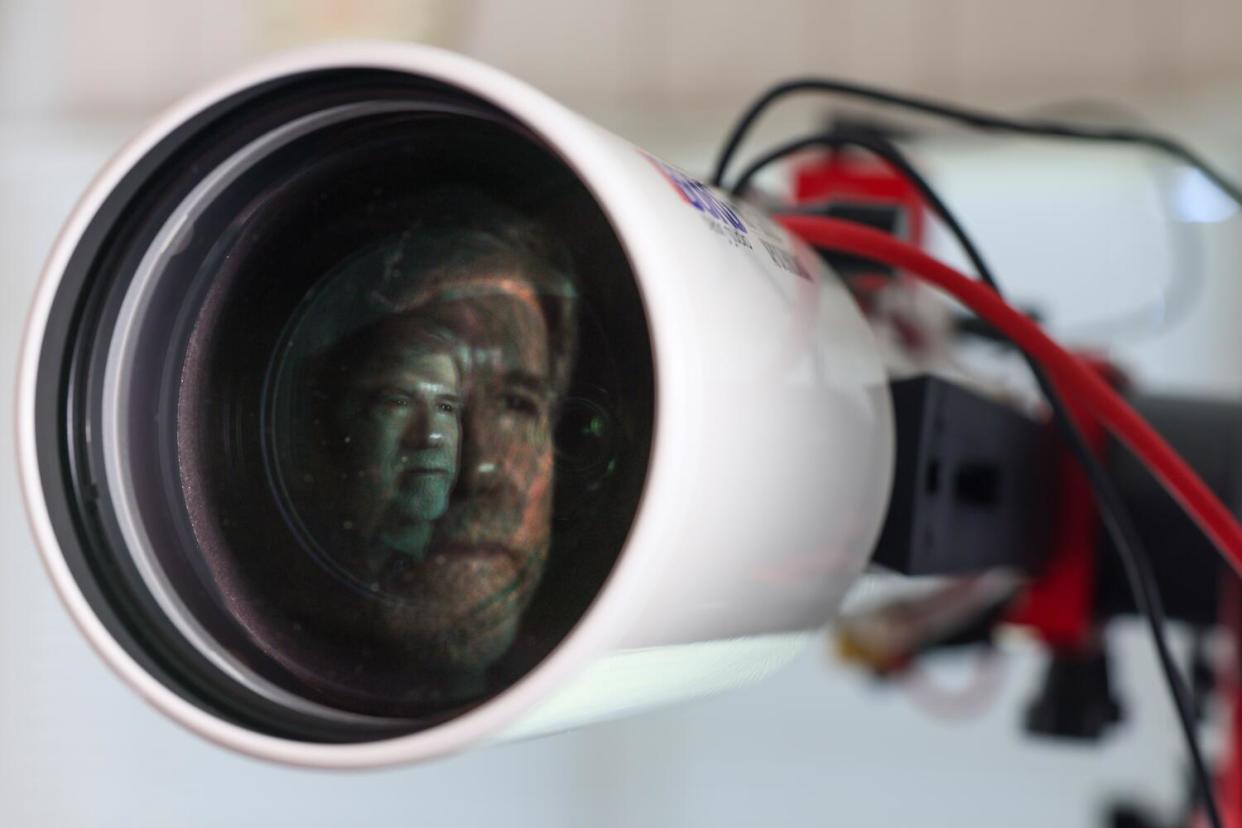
(46, 78), (653, 735)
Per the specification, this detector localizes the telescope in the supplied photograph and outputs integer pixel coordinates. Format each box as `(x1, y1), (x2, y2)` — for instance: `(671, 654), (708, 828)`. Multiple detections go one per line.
(16, 42), (894, 767)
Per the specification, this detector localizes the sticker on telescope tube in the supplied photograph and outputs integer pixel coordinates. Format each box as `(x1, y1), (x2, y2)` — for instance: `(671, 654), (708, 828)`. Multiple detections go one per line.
(641, 152), (749, 239)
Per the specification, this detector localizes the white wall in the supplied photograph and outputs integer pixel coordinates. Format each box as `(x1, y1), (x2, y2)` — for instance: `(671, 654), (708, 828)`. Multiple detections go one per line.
(10, 0), (1242, 118)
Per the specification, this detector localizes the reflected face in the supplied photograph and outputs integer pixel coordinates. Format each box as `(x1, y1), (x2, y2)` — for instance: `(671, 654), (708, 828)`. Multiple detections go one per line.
(371, 274), (557, 674)
(335, 347), (462, 563)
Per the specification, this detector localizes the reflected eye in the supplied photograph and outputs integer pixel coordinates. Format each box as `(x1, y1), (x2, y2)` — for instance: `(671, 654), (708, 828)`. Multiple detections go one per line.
(502, 391), (543, 419)
(371, 389), (412, 413)
(436, 399), (459, 416)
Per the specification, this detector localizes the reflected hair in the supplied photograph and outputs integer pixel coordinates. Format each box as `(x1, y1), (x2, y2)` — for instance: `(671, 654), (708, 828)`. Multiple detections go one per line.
(359, 188), (579, 398)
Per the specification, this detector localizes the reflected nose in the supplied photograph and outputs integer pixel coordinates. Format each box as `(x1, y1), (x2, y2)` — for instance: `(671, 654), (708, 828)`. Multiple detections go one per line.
(399, 399), (442, 450)
(455, 407), (504, 496)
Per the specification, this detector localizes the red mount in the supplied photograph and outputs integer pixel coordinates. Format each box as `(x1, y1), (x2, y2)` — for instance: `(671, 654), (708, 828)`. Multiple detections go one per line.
(792, 146), (927, 248)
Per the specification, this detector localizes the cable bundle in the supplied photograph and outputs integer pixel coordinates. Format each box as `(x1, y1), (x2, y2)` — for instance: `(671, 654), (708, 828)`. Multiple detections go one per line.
(716, 78), (1242, 828)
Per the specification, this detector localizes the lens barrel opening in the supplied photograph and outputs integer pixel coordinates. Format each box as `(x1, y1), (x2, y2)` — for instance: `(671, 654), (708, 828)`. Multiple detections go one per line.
(34, 69), (654, 742)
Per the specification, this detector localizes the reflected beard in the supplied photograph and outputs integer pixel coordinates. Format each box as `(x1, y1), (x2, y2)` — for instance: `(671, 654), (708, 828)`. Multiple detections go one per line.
(367, 534), (549, 675)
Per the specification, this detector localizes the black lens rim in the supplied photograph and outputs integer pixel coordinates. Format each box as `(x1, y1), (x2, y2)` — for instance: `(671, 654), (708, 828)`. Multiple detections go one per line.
(34, 65), (655, 744)
(35, 70), (533, 742)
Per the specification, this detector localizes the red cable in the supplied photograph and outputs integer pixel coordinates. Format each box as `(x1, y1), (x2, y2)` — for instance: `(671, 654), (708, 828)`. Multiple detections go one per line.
(778, 214), (1242, 578)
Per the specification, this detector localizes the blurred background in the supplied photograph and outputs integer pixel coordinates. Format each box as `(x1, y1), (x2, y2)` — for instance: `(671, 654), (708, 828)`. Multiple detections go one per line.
(4, 1), (1242, 825)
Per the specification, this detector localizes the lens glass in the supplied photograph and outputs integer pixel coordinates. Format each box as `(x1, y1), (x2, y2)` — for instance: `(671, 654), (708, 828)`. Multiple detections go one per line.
(115, 100), (653, 723)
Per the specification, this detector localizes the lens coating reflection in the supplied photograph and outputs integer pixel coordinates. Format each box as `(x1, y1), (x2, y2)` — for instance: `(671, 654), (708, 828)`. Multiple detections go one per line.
(165, 108), (652, 720)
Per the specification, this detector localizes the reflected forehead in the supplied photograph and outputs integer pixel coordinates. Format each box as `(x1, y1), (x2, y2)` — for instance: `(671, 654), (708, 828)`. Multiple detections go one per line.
(355, 349), (458, 384)
(421, 295), (549, 373)
(412, 271), (545, 308)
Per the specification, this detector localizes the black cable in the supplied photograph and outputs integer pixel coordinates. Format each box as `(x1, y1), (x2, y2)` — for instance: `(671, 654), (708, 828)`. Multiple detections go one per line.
(757, 127), (1223, 828)
(728, 95), (1209, 342)
(708, 77), (1242, 214)
(730, 133), (850, 198)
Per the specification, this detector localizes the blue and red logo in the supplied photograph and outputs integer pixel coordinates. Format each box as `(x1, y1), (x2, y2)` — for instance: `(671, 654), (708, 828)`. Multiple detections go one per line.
(643, 153), (748, 235)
